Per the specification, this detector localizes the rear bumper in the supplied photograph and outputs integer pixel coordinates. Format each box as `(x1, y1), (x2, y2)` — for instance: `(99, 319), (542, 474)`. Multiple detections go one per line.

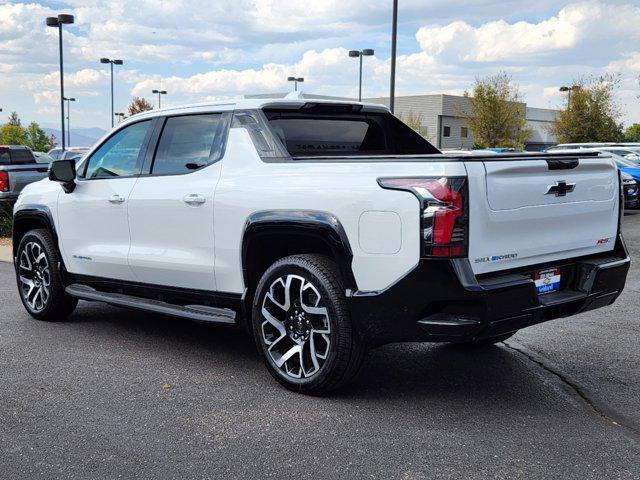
(348, 236), (630, 346)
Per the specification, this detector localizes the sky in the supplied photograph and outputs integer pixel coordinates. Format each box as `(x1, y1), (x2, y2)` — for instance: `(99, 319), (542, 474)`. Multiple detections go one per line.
(1, 0), (639, 131)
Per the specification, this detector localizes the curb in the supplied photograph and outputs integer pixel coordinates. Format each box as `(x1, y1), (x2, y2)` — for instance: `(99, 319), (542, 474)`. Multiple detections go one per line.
(0, 244), (12, 263)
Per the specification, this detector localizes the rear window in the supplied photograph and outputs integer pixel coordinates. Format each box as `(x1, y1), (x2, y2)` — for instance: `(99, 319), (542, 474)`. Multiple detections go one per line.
(263, 106), (439, 157)
(10, 149), (35, 164)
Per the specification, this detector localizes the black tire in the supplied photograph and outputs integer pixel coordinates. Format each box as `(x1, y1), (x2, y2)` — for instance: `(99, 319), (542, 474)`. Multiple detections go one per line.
(251, 254), (366, 395)
(456, 331), (516, 347)
(15, 229), (77, 321)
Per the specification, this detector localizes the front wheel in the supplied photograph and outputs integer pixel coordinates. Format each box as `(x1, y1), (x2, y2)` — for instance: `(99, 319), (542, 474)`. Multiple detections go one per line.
(15, 229), (77, 321)
(251, 254), (366, 395)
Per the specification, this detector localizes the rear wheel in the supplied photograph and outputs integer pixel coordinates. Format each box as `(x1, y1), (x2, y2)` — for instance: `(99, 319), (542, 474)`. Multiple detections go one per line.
(251, 254), (366, 395)
(15, 229), (77, 321)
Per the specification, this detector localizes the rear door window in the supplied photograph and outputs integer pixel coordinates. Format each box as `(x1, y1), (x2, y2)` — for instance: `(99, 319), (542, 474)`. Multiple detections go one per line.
(151, 114), (226, 175)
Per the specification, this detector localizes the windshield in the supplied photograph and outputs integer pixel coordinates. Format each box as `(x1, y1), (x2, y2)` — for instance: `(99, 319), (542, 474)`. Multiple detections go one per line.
(48, 149), (63, 160)
(605, 149), (640, 158)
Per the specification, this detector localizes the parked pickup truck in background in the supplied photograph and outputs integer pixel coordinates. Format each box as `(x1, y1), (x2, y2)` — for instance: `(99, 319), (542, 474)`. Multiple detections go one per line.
(0, 146), (49, 210)
(12, 97), (631, 394)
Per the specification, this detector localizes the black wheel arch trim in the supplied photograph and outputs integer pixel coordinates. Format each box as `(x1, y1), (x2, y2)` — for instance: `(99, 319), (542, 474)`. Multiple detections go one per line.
(12, 205), (60, 259)
(241, 210), (357, 291)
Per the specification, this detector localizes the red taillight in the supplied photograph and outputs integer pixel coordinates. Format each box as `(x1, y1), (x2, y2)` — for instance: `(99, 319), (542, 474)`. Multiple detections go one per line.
(0, 171), (9, 192)
(378, 177), (468, 258)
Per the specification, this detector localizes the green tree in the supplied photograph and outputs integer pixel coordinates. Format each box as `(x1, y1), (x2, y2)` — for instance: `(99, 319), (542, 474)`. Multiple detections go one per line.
(550, 75), (624, 143)
(0, 124), (27, 145)
(25, 122), (55, 152)
(624, 123), (640, 142)
(0, 207), (11, 237)
(461, 72), (531, 148)
(127, 97), (154, 116)
(7, 111), (21, 127)
(400, 110), (428, 137)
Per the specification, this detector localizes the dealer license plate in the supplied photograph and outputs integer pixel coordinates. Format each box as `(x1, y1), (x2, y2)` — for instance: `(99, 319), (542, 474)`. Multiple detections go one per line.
(534, 268), (561, 295)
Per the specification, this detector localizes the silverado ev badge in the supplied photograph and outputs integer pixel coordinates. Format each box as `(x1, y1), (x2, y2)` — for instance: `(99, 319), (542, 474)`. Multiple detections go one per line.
(474, 253), (519, 264)
(546, 180), (576, 197)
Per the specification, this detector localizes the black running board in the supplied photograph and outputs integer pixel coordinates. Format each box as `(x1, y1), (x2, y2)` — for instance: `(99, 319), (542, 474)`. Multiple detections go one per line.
(65, 283), (236, 324)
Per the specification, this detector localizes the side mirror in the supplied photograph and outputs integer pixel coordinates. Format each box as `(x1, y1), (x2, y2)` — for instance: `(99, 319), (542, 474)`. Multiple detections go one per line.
(48, 159), (76, 193)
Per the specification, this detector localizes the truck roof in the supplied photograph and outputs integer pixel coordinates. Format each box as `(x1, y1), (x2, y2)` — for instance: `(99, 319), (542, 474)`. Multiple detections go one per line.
(127, 95), (390, 123)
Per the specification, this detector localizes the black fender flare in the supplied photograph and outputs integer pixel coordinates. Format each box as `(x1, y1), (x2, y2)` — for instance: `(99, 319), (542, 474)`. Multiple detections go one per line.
(12, 205), (59, 258)
(241, 210), (357, 292)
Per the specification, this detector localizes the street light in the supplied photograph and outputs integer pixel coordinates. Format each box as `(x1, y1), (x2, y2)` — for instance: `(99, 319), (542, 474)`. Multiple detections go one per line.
(46, 13), (74, 151)
(152, 89), (167, 108)
(559, 85), (580, 108)
(287, 77), (304, 92)
(348, 49), (375, 101)
(390, 0), (398, 113)
(115, 112), (126, 123)
(100, 58), (124, 128)
(63, 97), (76, 146)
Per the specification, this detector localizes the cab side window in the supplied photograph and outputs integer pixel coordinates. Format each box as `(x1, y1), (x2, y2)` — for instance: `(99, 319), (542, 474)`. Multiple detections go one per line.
(151, 114), (225, 176)
(84, 120), (151, 179)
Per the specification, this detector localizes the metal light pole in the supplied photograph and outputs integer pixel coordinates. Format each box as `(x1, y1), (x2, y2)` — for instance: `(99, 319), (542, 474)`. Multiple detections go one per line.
(100, 58), (123, 128)
(152, 89), (167, 108)
(559, 85), (580, 109)
(348, 49), (375, 101)
(389, 0), (398, 113)
(115, 112), (125, 123)
(63, 97), (76, 146)
(287, 77), (304, 92)
(46, 14), (74, 151)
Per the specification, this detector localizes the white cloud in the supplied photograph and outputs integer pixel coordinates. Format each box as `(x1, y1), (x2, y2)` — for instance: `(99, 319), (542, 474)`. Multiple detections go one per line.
(416, 1), (640, 63)
(2, 0), (640, 127)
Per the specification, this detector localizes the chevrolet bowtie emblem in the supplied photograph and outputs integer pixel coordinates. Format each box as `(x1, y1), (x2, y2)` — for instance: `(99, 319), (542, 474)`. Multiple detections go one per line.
(546, 180), (575, 197)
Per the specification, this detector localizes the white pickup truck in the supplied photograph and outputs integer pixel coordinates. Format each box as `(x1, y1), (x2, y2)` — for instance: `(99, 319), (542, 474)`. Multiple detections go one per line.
(12, 97), (630, 394)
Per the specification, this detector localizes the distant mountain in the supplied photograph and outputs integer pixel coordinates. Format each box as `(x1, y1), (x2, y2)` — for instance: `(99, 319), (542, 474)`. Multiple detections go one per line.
(43, 127), (108, 148)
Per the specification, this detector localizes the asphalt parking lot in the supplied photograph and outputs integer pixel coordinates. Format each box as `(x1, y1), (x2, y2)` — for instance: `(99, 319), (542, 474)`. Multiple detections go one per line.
(1, 215), (640, 479)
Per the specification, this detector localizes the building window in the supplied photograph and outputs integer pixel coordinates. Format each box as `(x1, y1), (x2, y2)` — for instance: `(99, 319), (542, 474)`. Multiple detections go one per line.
(461, 127), (468, 138)
(443, 126), (451, 137)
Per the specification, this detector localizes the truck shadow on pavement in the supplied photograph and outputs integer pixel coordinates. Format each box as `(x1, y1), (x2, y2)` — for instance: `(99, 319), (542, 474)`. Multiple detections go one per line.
(64, 301), (556, 411)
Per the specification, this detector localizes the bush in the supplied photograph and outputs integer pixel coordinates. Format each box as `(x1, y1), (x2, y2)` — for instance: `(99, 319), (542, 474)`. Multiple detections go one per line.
(0, 206), (12, 237)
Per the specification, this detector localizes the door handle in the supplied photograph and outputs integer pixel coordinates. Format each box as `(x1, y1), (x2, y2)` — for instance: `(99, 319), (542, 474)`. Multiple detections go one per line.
(183, 194), (206, 206)
(109, 194), (125, 204)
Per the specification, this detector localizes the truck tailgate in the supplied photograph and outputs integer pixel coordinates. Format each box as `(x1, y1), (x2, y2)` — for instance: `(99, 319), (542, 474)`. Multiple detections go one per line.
(5, 164), (49, 196)
(465, 156), (620, 275)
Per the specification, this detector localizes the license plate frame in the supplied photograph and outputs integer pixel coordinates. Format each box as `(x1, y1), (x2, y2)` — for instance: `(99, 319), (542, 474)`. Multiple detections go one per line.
(534, 268), (561, 295)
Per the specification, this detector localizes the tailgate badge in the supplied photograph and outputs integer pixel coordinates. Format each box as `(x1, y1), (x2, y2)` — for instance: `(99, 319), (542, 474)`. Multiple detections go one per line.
(546, 180), (575, 197)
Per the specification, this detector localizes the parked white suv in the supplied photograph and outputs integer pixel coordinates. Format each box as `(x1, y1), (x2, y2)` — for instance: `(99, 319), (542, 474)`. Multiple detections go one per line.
(13, 98), (630, 393)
